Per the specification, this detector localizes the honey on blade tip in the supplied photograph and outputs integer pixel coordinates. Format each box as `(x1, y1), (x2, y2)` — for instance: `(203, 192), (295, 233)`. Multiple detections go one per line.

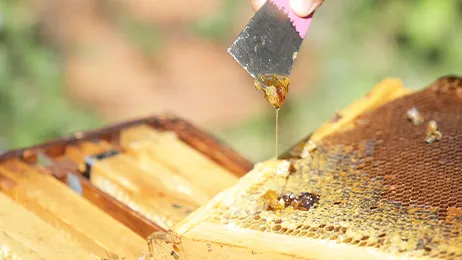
(254, 74), (290, 110)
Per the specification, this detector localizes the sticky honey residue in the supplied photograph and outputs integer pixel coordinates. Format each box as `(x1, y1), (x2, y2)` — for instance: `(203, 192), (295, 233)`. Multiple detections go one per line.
(254, 74), (290, 109)
(255, 74), (290, 192)
(258, 190), (284, 211)
(274, 109), (280, 189)
(259, 190), (320, 212)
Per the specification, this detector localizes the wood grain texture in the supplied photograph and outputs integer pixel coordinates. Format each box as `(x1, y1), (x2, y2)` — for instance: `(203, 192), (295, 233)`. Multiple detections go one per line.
(123, 141), (211, 205)
(0, 192), (97, 260)
(62, 140), (207, 232)
(0, 115), (253, 177)
(58, 124), (237, 231)
(120, 125), (239, 197)
(52, 156), (162, 238)
(90, 153), (200, 230)
(0, 115), (253, 238)
(0, 160), (147, 259)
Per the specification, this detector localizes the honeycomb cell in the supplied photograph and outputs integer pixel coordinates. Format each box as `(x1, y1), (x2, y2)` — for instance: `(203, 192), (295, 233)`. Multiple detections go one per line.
(211, 77), (462, 259)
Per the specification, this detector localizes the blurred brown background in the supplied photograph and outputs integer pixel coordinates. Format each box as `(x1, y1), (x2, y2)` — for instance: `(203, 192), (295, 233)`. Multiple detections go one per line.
(0, 0), (461, 161)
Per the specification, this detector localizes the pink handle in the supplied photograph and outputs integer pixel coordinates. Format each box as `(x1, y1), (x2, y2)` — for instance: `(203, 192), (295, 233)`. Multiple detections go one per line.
(269, 0), (314, 39)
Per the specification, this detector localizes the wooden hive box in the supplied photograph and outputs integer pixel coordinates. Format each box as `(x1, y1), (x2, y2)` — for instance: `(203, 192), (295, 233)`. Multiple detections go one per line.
(0, 116), (253, 259)
(4, 76), (461, 260)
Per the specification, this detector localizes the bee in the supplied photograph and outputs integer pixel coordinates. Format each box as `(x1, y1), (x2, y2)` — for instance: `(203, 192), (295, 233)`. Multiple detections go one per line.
(301, 140), (317, 159)
(406, 107), (424, 125)
(170, 251), (180, 260)
(456, 87), (462, 99)
(330, 113), (342, 123)
(276, 160), (291, 178)
(425, 120), (442, 144)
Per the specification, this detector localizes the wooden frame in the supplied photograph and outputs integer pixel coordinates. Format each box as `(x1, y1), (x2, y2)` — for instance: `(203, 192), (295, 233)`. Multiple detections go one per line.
(0, 115), (253, 239)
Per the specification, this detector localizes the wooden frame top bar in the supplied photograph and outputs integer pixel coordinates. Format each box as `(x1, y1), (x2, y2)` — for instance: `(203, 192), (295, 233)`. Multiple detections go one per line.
(0, 115), (253, 177)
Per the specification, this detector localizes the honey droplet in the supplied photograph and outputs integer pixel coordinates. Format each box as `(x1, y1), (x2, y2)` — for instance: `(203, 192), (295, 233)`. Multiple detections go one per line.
(254, 74), (290, 109)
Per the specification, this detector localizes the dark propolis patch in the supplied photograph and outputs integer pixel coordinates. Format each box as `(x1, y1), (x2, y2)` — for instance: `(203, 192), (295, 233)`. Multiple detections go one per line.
(260, 190), (320, 211)
(280, 192), (320, 211)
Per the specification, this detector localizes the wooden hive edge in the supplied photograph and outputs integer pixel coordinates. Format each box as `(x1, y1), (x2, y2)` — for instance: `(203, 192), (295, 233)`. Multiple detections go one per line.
(0, 160), (147, 259)
(0, 115), (254, 238)
(0, 115), (253, 177)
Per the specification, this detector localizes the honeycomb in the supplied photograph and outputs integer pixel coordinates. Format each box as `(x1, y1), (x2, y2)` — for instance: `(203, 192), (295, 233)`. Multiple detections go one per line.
(206, 76), (462, 259)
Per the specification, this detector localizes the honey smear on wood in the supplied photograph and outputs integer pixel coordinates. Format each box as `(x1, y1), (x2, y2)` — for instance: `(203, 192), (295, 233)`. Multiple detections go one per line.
(254, 74), (289, 192)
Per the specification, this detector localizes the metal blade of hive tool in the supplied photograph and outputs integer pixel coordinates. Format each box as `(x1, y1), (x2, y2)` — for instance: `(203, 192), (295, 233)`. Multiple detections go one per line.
(227, 0), (314, 86)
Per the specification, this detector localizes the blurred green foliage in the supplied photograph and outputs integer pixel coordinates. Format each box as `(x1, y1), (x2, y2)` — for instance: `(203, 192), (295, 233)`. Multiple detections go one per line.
(0, 1), (101, 152)
(0, 0), (460, 161)
(108, 3), (164, 59)
(191, 0), (243, 42)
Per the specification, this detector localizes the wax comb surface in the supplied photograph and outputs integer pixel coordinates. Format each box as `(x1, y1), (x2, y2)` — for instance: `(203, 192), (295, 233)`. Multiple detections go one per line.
(151, 76), (462, 260)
